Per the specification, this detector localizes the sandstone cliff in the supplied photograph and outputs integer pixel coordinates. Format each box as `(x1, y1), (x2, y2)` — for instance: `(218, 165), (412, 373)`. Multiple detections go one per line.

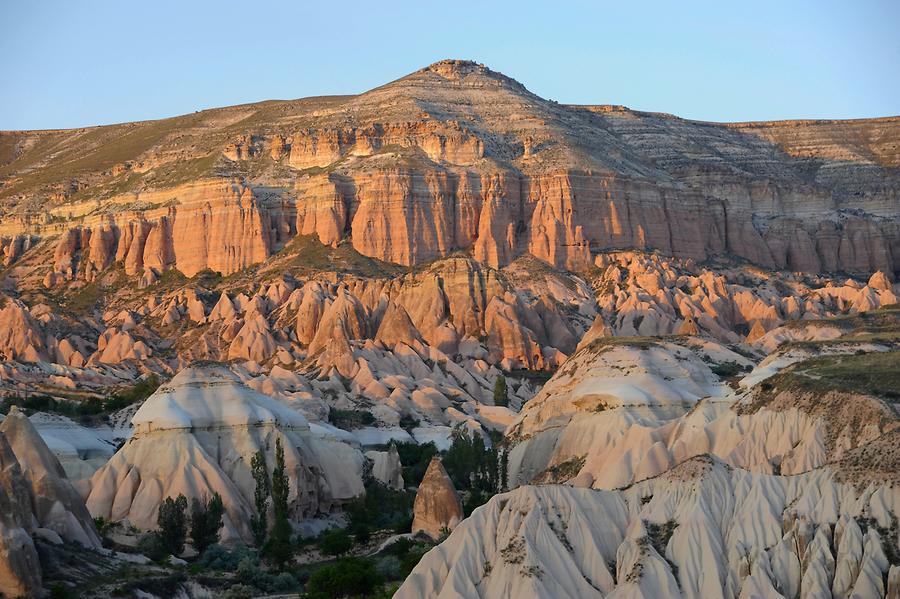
(2, 60), (897, 281)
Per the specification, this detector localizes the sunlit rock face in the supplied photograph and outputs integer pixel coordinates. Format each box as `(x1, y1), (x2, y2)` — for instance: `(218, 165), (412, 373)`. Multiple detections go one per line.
(0, 58), (899, 598)
(3, 60), (898, 281)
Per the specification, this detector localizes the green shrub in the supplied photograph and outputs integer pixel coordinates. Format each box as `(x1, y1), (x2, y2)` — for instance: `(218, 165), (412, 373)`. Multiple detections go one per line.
(305, 557), (381, 598)
(317, 528), (352, 556)
(136, 532), (168, 562)
(328, 408), (376, 429)
(197, 543), (258, 570)
(394, 441), (437, 487)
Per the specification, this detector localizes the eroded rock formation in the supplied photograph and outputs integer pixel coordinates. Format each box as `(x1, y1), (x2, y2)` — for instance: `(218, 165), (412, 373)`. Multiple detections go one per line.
(412, 457), (464, 540)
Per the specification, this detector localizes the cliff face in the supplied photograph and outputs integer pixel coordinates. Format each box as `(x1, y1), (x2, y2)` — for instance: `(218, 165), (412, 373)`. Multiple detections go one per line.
(2, 59), (899, 281)
(42, 180), (290, 281)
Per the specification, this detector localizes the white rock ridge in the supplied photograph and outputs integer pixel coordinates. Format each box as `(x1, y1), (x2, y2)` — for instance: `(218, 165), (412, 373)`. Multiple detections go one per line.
(85, 365), (365, 542)
(398, 458), (900, 599)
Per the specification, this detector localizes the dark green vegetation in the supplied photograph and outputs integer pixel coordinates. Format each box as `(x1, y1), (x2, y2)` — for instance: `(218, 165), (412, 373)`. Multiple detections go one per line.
(249, 449), (269, 547)
(190, 493), (225, 555)
(768, 350), (900, 401)
(329, 407), (377, 429)
(156, 495), (189, 556)
(493, 374), (509, 407)
(537, 455), (586, 483)
(0, 374), (159, 420)
(393, 441), (439, 487)
(266, 438), (293, 567)
(709, 361), (751, 379)
(443, 429), (507, 516)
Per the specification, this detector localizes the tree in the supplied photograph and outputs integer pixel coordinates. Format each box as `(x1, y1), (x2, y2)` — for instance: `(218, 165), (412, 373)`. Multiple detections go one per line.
(190, 492), (224, 555)
(493, 375), (508, 407)
(249, 449), (269, 547)
(317, 528), (353, 556)
(443, 429), (499, 493)
(265, 437), (292, 567)
(157, 494), (188, 555)
(305, 557), (381, 599)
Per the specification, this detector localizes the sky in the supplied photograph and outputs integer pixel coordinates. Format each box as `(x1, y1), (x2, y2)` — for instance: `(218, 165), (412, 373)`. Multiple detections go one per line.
(2, 0), (899, 130)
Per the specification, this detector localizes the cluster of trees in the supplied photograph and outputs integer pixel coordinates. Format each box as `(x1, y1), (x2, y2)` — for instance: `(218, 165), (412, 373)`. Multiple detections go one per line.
(0, 374), (160, 419)
(144, 492), (224, 559)
(442, 428), (508, 515)
(250, 437), (293, 567)
(149, 436), (293, 565)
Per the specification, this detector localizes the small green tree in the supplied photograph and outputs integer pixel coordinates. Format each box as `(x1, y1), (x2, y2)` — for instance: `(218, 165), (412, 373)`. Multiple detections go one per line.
(265, 437), (292, 567)
(249, 449), (269, 547)
(306, 557), (381, 598)
(493, 375), (508, 407)
(190, 492), (224, 555)
(317, 528), (353, 556)
(157, 494), (188, 555)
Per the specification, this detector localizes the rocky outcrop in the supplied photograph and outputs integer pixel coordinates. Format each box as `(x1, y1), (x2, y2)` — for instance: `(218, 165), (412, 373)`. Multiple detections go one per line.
(85, 366), (365, 542)
(365, 444), (404, 490)
(42, 180), (291, 282)
(0, 407), (101, 598)
(411, 457), (463, 540)
(0, 299), (47, 362)
(397, 458), (900, 599)
(287, 121), (483, 170)
(4, 62), (897, 282)
(0, 407), (101, 548)
(0, 430), (42, 598)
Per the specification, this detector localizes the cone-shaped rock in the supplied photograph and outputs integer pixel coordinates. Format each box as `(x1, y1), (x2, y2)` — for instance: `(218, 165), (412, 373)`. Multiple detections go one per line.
(0, 407), (101, 548)
(412, 456), (463, 540)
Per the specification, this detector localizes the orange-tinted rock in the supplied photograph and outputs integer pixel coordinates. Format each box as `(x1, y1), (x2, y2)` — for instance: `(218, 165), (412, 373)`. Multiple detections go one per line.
(411, 457), (463, 540)
(375, 302), (422, 347)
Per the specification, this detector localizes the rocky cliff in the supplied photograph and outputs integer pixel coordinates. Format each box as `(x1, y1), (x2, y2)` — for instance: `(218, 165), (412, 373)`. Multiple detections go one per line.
(2, 60), (898, 281)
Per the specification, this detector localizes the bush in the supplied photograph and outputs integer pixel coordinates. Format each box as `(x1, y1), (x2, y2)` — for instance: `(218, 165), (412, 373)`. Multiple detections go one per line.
(136, 532), (168, 562)
(328, 408), (376, 429)
(105, 374), (160, 412)
(49, 583), (74, 599)
(381, 537), (432, 578)
(350, 521), (371, 544)
(197, 543), (258, 571)
(305, 557), (381, 598)
(234, 554), (299, 592)
(442, 429), (500, 494)
(317, 528), (352, 556)
(221, 584), (255, 599)
(375, 555), (402, 580)
(344, 481), (415, 532)
(711, 361), (750, 378)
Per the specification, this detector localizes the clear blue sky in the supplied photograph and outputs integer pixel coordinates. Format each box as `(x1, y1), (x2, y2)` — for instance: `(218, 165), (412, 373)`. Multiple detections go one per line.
(3, 0), (898, 130)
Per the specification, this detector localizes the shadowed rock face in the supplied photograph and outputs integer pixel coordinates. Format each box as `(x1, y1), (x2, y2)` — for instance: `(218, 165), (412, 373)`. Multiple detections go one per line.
(2, 60), (898, 280)
(0, 407), (100, 598)
(412, 456), (463, 540)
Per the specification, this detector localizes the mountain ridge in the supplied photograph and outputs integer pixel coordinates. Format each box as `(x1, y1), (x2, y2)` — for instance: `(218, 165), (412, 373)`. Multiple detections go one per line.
(0, 58), (898, 280)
